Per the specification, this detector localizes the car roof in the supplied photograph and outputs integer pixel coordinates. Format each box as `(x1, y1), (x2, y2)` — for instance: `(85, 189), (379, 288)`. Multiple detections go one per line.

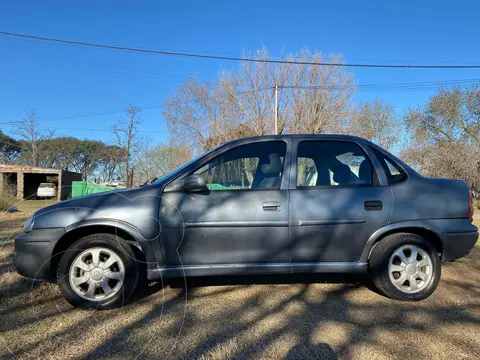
(225, 134), (370, 147)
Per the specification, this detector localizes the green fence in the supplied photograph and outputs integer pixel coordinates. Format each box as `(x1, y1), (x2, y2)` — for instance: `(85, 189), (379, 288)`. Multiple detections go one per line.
(71, 182), (119, 198)
(207, 183), (232, 190)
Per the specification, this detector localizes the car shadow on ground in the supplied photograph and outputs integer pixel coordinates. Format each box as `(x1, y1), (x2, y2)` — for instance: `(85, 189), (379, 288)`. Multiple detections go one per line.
(130, 272), (375, 304)
(168, 272), (370, 290)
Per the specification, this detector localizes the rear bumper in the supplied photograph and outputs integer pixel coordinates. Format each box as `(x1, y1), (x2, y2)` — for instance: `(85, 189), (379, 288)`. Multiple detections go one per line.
(442, 230), (478, 261)
(37, 192), (56, 197)
(14, 228), (65, 281)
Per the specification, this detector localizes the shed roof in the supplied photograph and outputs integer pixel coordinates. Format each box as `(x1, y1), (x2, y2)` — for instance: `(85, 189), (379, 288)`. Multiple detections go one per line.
(0, 165), (66, 174)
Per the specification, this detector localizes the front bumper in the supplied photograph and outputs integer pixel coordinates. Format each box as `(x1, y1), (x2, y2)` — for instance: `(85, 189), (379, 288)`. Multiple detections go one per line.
(14, 228), (65, 281)
(442, 230), (478, 261)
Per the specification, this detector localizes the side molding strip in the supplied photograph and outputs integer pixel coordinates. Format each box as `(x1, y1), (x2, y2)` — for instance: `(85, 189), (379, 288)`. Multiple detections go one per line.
(147, 262), (367, 279)
(184, 220), (289, 228)
(290, 219), (366, 226)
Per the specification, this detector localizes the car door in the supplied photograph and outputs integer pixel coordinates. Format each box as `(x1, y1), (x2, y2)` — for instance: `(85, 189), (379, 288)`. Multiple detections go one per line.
(158, 139), (291, 274)
(289, 139), (393, 267)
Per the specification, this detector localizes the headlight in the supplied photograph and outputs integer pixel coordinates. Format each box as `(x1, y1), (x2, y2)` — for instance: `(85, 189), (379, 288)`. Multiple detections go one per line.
(24, 217), (34, 233)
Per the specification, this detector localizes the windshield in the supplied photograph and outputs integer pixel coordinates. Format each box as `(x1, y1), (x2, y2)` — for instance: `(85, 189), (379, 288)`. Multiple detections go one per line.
(152, 146), (220, 185)
(39, 183), (54, 188)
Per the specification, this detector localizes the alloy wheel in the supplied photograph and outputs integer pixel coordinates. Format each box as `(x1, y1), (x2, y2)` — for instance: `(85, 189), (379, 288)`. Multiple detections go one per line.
(388, 244), (433, 294)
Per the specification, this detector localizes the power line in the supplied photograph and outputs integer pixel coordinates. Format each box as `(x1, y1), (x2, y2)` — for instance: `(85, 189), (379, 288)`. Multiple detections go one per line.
(1, 78), (478, 127)
(285, 78), (480, 89)
(235, 79), (480, 95)
(36, 104), (165, 122)
(37, 126), (166, 134)
(1, 79), (478, 126)
(2, 30), (480, 69)
(0, 124), (166, 134)
(280, 79), (480, 91)
(0, 104), (166, 125)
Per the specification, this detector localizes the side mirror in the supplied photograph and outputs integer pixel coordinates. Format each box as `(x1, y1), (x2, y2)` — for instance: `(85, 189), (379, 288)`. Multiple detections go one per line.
(183, 174), (206, 192)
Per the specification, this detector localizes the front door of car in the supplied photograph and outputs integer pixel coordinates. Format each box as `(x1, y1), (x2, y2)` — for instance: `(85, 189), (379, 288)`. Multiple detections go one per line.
(158, 140), (290, 270)
(289, 139), (393, 264)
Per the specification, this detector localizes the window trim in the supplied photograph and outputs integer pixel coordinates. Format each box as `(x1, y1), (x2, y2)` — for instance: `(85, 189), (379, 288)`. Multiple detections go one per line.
(370, 147), (408, 185)
(292, 139), (380, 190)
(180, 139), (290, 192)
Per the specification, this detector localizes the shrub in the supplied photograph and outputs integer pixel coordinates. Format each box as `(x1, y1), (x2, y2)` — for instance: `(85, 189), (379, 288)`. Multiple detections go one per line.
(0, 179), (16, 211)
(0, 192), (12, 211)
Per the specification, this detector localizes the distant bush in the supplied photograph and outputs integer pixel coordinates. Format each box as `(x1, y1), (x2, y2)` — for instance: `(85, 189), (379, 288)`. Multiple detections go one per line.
(0, 192), (13, 211)
(0, 180), (16, 211)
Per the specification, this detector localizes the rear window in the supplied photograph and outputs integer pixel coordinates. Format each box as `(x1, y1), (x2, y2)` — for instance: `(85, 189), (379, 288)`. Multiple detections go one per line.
(371, 148), (407, 184)
(39, 183), (55, 188)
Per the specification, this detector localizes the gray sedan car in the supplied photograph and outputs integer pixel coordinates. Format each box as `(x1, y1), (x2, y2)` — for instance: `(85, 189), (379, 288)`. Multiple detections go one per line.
(15, 135), (478, 309)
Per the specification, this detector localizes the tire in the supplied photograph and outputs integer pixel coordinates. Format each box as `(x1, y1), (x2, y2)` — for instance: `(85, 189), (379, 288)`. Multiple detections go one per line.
(369, 233), (441, 301)
(57, 233), (143, 309)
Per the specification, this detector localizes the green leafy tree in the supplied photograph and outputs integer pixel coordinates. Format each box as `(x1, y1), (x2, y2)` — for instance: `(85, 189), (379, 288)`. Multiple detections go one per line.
(70, 140), (106, 181)
(0, 130), (22, 164)
(402, 85), (480, 190)
(37, 137), (81, 169)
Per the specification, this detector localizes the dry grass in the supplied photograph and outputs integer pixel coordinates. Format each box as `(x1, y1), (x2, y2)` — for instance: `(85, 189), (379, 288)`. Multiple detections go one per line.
(0, 211), (479, 359)
(14, 199), (59, 213)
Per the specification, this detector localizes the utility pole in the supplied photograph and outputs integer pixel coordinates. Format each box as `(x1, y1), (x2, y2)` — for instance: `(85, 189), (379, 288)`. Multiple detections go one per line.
(274, 84), (278, 135)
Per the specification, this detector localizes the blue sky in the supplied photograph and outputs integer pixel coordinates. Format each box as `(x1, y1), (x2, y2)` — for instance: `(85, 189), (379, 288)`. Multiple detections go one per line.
(1, 0), (480, 144)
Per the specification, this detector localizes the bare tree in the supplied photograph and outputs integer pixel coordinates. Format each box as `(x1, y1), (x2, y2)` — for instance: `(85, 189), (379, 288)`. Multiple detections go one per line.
(136, 142), (192, 185)
(14, 108), (53, 166)
(112, 105), (143, 187)
(164, 79), (221, 153)
(286, 51), (355, 134)
(97, 145), (124, 183)
(347, 99), (398, 150)
(164, 48), (356, 153)
(402, 142), (480, 191)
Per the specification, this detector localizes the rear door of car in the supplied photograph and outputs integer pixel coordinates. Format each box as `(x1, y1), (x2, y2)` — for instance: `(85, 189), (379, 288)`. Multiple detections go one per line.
(288, 138), (393, 268)
(158, 138), (292, 273)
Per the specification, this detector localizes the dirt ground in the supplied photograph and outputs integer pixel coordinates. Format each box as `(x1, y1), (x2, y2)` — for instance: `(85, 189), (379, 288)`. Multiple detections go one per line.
(0, 209), (479, 360)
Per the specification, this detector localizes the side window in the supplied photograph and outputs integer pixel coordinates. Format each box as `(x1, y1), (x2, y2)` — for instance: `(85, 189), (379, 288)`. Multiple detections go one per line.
(371, 148), (407, 184)
(194, 141), (287, 190)
(296, 141), (373, 187)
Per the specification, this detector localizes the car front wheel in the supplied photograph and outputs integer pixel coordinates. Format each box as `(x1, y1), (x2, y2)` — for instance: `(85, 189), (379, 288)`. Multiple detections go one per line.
(369, 233), (441, 301)
(57, 233), (142, 309)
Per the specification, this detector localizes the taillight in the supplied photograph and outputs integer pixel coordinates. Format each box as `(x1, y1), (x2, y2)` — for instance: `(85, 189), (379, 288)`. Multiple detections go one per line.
(468, 192), (474, 223)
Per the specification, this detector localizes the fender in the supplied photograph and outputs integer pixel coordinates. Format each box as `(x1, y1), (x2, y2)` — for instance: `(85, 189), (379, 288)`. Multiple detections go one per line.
(65, 219), (159, 267)
(359, 220), (445, 262)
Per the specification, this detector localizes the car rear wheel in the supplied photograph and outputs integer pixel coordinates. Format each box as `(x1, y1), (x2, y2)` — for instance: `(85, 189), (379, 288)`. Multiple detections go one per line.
(369, 233), (441, 301)
(57, 233), (142, 309)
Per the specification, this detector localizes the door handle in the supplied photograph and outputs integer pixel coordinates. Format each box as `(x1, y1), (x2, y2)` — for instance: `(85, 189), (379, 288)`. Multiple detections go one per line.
(263, 202), (282, 211)
(364, 200), (383, 211)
